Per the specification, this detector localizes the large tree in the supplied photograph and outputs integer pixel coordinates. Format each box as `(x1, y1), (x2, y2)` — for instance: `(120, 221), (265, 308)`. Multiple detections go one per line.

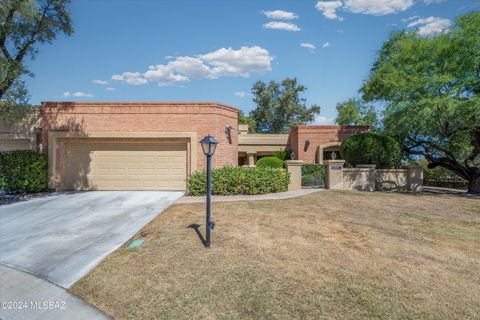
(335, 98), (378, 128)
(250, 78), (320, 133)
(362, 12), (480, 194)
(0, 0), (73, 116)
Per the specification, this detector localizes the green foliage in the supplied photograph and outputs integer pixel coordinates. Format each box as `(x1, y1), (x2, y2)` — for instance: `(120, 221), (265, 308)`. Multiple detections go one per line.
(301, 164), (325, 186)
(256, 156), (284, 169)
(340, 133), (403, 169)
(250, 78), (321, 133)
(301, 174), (314, 186)
(335, 98), (378, 128)
(361, 12), (480, 193)
(0, 150), (48, 193)
(187, 166), (290, 196)
(273, 149), (290, 161)
(414, 160), (467, 189)
(238, 110), (256, 133)
(0, 0), (73, 107)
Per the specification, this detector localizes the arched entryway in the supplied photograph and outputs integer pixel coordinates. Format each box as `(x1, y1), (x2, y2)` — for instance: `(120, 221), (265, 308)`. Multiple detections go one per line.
(315, 142), (342, 164)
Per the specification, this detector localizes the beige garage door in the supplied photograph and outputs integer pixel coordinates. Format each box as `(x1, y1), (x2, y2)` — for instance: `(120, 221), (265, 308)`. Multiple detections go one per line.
(63, 141), (187, 191)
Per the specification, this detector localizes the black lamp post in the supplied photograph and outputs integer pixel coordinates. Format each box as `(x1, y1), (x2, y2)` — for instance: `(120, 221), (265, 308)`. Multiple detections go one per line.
(200, 134), (218, 248)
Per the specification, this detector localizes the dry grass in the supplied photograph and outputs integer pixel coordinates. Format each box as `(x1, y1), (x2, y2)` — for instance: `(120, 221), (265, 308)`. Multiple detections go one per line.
(71, 191), (480, 320)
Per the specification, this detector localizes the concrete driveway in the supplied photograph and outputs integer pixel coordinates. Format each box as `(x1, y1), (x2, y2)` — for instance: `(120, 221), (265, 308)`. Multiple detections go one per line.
(0, 191), (183, 288)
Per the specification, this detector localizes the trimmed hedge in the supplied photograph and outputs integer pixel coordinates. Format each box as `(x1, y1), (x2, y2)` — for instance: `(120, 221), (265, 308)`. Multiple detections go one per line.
(187, 166), (290, 196)
(0, 150), (48, 193)
(301, 164), (325, 186)
(340, 132), (403, 169)
(256, 156), (284, 169)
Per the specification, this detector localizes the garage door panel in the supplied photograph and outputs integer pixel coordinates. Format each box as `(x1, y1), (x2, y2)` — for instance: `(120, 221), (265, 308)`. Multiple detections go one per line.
(64, 141), (187, 191)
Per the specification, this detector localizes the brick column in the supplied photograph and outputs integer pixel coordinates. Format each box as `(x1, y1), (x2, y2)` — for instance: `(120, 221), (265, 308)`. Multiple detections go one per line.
(285, 160), (303, 191)
(324, 160), (345, 190)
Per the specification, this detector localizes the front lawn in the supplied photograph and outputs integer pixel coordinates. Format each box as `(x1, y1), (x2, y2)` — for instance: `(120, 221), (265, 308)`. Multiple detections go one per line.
(71, 191), (480, 320)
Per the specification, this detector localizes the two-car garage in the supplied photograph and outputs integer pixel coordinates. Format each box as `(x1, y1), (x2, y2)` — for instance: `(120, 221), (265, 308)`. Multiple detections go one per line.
(42, 102), (239, 191)
(61, 139), (188, 191)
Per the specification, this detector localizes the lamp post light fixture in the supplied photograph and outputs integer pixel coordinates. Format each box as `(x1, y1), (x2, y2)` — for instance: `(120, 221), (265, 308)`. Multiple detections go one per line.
(200, 134), (218, 248)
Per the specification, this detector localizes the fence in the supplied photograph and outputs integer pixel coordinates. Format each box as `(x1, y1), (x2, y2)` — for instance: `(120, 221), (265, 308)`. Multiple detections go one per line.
(325, 160), (423, 192)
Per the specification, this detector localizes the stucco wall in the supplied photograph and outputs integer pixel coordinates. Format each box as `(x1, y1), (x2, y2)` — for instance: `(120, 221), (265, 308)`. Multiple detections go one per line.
(288, 125), (370, 164)
(341, 167), (423, 192)
(0, 108), (41, 152)
(41, 102), (238, 171)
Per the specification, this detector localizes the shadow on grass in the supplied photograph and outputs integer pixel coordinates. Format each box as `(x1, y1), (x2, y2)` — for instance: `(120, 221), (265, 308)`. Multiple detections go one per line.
(187, 224), (207, 247)
(396, 187), (480, 200)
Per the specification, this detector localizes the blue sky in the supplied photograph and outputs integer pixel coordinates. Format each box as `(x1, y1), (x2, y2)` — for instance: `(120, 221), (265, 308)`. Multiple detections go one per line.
(25, 0), (479, 124)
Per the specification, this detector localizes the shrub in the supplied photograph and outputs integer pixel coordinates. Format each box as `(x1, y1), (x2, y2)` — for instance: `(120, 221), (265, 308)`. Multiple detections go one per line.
(273, 149), (291, 161)
(301, 174), (314, 186)
(340, 132), (403, 169)
(0, 150), (48, 193)
(256, 156), (284, 169)
(301, 164), (325, 186)
(187, 166), (290, 196)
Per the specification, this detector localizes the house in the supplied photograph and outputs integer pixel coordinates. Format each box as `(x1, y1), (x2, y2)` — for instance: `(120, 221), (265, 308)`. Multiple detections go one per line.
(0, 102), (369, 191)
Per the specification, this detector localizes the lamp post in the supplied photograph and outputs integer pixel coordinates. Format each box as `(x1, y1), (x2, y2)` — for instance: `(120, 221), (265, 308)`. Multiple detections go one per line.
(200, 134), (218, 248)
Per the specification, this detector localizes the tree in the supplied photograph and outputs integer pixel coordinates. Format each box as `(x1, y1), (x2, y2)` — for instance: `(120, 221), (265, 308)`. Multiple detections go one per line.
(250, 78), (320, 133)
(340, 132), (403, 169)
(238, 110), (256, 133)
(335, 98), (378, 128)
(0, 0), (73, 109)
(362, 12), (480, 194)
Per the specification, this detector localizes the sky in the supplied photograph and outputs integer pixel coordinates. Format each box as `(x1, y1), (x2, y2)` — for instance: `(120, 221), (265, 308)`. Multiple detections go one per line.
(24, 0), (480, 124)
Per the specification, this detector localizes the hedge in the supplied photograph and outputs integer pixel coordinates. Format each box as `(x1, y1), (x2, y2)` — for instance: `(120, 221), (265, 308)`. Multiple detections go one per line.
(301, 164), (325, 186)
(187, 166), (290, 196)
(256, 156), (284, 168)
(0, 150), (48, 193)
(340, 132), (403, 169)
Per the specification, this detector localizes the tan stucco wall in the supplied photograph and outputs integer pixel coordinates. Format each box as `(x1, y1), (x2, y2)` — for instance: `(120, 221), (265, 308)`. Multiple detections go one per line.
(341, 167), (423, 192)
(343, 168), (375, 191)
(285, 160), (303, 191)
(0, 108), (41, 152)
(238, 134), (289, 155)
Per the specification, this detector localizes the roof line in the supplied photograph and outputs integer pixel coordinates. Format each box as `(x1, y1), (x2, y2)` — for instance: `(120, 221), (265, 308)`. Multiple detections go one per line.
(40, 101), (239, 112)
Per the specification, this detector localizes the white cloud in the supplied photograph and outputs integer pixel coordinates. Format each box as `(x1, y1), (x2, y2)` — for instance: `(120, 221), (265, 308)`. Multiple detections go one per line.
(407, 16), (452, 36)
(92, 79), (108, 85)
(112, 72), (148, 85)
(106, 87), (116, 91)
(113, 46), (273, 86)
(401, 15), (419, 22)
(63, 91), (93, 98)
(300, 43), (316, 53)
(424, 0), (446, 4)
(234, 91), (246, 98)
(263, 21), (301, 31)
(322, 42), (332, 48)
(344, 0), (414, 15)
(263, 10), (299, 20)
(315, 1), (343, 20)
(313, 116), (335, 125)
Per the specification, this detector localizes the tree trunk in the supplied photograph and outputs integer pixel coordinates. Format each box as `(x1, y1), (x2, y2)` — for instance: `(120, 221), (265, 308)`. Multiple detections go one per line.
(467, 174), (480, 194)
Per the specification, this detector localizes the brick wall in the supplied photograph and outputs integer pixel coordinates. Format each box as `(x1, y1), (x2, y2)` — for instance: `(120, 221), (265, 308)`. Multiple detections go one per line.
(41, 102), (238, 171)
(288, 125), (370, 164)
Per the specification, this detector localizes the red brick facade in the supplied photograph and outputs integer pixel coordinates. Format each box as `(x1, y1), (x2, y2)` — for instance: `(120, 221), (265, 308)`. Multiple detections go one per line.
(41, 102), (239, 171)
(288, 125), (370, 164)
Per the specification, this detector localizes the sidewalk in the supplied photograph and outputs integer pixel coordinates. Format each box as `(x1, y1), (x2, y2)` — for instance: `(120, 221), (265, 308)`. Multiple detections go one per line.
(0, 264), (110, 320)
(175, 188), (323, 204)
